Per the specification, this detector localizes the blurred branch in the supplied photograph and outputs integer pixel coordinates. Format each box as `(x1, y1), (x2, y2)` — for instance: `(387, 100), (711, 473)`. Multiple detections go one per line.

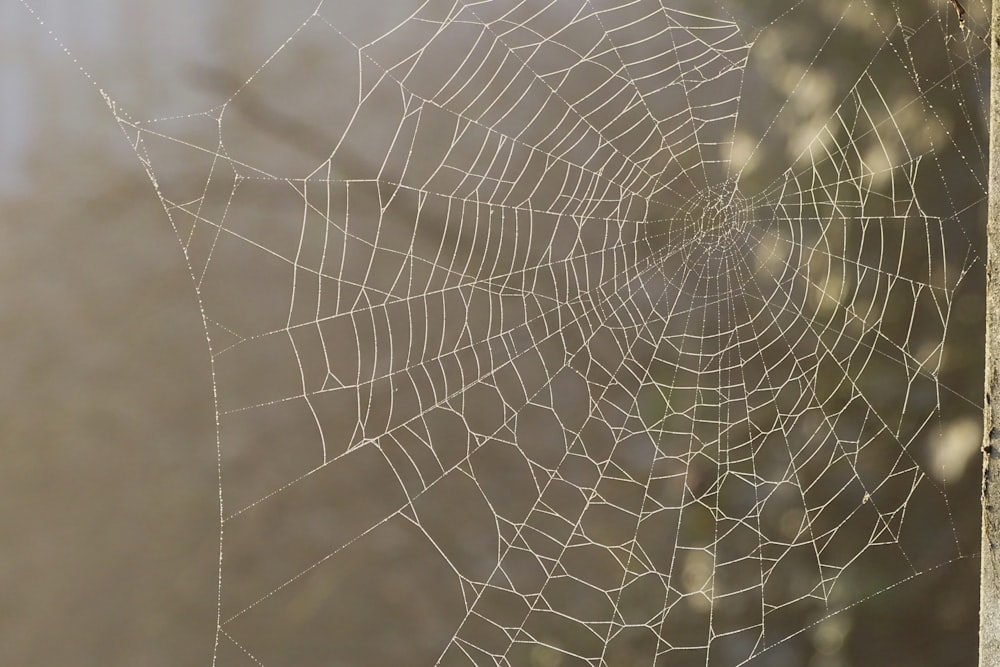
(190, 63), (366, 169)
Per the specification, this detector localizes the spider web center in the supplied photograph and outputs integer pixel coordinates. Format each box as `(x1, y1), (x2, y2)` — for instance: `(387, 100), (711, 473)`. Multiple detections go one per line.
(682, 180), (749, 250)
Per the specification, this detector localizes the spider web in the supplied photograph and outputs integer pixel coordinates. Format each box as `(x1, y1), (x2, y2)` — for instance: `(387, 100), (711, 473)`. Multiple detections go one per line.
(91, 0), (986, 664)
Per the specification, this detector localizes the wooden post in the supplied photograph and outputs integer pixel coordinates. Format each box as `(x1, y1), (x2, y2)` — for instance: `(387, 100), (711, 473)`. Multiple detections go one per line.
(983, 7), (1000, 665)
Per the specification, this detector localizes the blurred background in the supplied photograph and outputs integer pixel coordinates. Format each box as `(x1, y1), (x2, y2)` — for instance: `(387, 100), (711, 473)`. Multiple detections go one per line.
(0, 1), (989, 665)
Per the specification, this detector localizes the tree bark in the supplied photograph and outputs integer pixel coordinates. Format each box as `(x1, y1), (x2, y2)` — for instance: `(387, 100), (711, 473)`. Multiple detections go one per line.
(983, 7), (1000, 665)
